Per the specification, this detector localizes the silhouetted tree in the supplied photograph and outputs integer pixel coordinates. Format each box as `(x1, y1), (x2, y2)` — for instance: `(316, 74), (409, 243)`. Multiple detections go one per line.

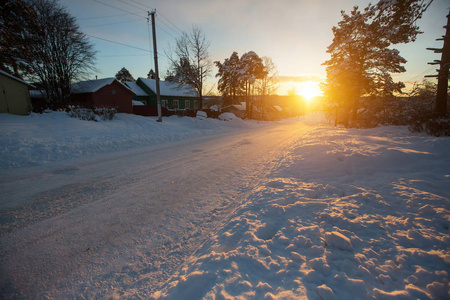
(1, 0), (96, 106)
(147, 69), (156, 79)
(0, 0), (40, 78)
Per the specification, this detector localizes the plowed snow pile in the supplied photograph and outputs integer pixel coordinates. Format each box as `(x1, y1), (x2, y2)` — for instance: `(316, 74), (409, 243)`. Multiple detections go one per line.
(153, 124), (450, 299)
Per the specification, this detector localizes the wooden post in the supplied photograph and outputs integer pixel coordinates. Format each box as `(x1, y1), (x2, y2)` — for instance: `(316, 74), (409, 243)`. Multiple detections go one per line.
(435, 11), (450, 116)
(148, 10), (162, 122)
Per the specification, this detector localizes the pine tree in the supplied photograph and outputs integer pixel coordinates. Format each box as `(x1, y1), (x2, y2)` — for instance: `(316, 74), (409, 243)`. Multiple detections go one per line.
(115, 67), (135, 83)
(322, 3), (424, 127)
(238, 51), (267, 119)
(147, 69), (156, 79)
(215, 51), (241, 106)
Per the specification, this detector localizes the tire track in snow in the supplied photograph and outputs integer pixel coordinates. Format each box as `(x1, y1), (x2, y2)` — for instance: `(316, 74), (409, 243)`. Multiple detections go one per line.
(0, 121), (309, 299)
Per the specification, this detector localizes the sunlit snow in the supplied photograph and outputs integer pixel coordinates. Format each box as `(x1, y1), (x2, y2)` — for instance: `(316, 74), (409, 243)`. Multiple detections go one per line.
(0, 112), (448, 299)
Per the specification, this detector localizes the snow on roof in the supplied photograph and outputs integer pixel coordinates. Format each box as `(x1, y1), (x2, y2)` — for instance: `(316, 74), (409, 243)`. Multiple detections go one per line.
(71, 78), (132, 94)
(125, 81), (148, 97)
(0, 70), (35, 88)
(138, 77), (198, 98)
(132, 100), (145, 106)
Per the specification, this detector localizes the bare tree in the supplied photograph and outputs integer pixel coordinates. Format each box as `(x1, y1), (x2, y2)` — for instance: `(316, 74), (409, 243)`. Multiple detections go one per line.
(255, 57), (279, 119)
(2, 0), (96, 107)
(167, 26), (212, 109)
(0, 0), (40, 79)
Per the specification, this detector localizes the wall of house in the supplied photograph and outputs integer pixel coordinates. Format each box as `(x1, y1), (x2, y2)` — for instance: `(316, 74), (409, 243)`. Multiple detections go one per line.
(70, 82), (133, 113)
(136, 80), (199, 110)
(93, 82), (132, 113)
(0, 74), (32, 115)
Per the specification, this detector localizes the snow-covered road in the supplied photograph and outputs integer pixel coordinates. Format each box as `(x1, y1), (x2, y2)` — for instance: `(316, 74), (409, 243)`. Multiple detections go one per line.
(0, 119), (305, 299)
(1, 113), (449, 299)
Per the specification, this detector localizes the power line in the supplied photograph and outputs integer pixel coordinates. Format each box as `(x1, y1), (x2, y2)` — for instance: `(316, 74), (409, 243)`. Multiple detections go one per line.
(157, 17), (183, 38)
(92, 0), (146, 19)
(86, 33), (167, 59)
(82, 18), (144, 28)
(157, 11), (184, 35)
(79, 13), (130, 20)
(404, 65), (437, 83)
(98, 54), (150, 57)
(86, 34), (152, 52)
(128, 0), (153, 10)
(117, 0), (149, 14)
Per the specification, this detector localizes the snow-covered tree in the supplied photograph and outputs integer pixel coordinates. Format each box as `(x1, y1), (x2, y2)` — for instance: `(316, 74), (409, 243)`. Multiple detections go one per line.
(322, 5), (411, 127)
(322, 1), (433, 127)
(215, 51), (241, 106)
(238, 51), (267, 118)
(216, 51), (273, 117)
(115, 67), (135, 83)
(370, 0), (433, 44)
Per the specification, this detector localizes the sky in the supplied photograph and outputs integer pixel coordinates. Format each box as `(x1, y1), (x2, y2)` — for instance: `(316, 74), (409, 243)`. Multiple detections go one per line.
(59, 0), (450, 96)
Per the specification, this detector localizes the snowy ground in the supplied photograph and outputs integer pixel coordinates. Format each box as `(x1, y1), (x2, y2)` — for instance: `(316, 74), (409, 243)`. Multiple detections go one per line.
(0, 112), (449, 299)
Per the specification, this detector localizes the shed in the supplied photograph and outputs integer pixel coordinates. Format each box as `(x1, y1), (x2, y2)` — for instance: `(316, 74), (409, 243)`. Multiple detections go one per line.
(135, 78), (199, 112)
(0, 70), (34, 115)
(70, 78), (133, 113)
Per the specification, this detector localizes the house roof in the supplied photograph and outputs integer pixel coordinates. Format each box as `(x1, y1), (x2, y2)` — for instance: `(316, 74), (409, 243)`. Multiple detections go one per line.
(71, 78), (132, 94)
(0, 70), (35, 88)
(138, 77), (198, 97)
(125, 81), (148, 96)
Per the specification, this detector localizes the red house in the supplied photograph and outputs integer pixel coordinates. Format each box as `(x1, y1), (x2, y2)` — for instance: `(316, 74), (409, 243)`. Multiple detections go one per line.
(70, 78), (133, 113)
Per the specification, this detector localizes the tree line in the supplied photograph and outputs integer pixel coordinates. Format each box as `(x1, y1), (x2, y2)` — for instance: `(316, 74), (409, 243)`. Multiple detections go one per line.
(2, 0), (446, 130)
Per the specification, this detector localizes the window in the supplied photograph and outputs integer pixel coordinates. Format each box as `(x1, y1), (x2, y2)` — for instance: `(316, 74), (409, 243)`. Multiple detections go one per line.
(194, 100), (199, 109)
(185, 100), (190, 110)
(173, 100), (179, 110)
(161, 100), (168, 108)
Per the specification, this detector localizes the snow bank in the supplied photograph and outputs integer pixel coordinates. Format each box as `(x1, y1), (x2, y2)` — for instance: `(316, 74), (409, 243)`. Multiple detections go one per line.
(0, 112), (260, 169)
(153, 124), (450, 299)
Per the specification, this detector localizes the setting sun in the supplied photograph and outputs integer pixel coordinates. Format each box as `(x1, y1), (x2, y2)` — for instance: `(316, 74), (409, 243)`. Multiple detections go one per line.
(298, 81), (322, 102)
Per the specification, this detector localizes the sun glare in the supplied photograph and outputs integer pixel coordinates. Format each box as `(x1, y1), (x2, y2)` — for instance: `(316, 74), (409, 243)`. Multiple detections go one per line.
(299, 81), (322, 102)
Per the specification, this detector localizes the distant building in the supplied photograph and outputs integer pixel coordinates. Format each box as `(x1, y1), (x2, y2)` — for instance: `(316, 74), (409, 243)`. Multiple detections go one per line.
(0, 70), (34, 115)
(126, 78), (199, 116)
(70, 78), (133, 113)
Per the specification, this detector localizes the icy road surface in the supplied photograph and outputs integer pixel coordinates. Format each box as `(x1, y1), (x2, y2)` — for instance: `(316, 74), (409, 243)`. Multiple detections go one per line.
(0, 121), (304, 298)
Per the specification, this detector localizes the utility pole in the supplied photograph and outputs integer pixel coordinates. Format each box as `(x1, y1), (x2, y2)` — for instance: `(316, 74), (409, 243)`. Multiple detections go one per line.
(148, 10), (162, 122)
(426, 10), (450, 116)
